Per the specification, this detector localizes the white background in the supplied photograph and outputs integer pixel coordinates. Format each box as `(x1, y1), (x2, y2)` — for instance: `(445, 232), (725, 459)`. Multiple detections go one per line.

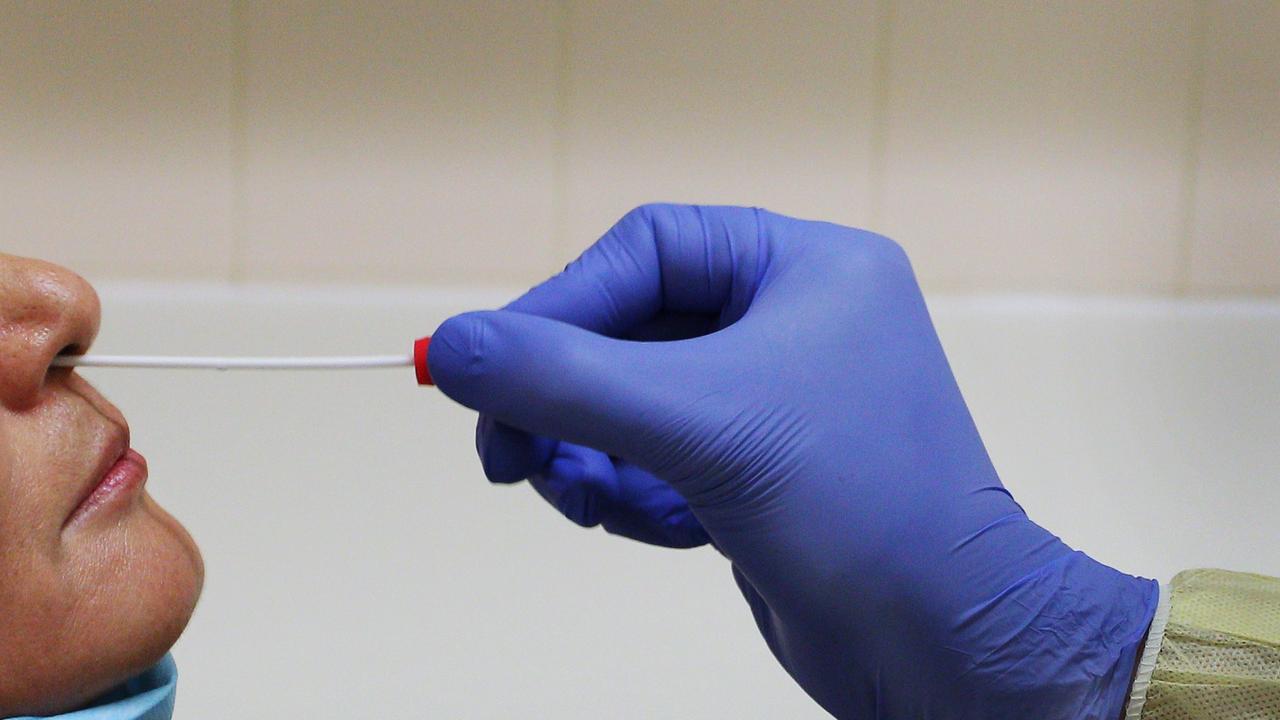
(80, 285), (1280, 719)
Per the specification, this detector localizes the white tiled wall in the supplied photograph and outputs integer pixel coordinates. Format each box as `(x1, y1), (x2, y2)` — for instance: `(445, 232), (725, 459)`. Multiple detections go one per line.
(239, 1), (559, 284)
(3, 0), (1277, 294)
(1188, 0), (1280, 294)
(1, 1), (236, 279)
(880, 0), (1198, 293)
(561, 1), (879, 251)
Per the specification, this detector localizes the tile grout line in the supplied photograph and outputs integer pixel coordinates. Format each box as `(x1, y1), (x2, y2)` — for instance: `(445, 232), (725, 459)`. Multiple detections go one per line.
(1173, 0), (1209, 297)
(227, 0), (249, 284)
(866, 0), (895, 233)
(549, 0), (573, 267)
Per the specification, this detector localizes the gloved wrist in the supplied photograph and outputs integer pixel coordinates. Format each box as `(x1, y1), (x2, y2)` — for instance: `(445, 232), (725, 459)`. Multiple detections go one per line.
(718, 498), (1157, 719)
(954, 551), (1158, 720)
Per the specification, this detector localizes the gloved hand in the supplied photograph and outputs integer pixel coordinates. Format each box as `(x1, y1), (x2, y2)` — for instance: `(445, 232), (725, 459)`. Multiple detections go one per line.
(429, 204), (1157, 719)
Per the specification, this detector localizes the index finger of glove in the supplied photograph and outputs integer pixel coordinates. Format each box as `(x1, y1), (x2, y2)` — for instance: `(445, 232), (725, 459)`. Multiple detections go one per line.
(504, 203), (766, 335)
(479, 204), (765, 483)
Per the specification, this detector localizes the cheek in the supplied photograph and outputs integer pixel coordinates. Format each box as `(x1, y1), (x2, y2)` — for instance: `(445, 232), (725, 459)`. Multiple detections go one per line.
(6, 402), (111, 540)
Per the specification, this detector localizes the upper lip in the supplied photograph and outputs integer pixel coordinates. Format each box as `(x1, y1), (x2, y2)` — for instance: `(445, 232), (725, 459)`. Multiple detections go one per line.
(65, 423), (130, 527)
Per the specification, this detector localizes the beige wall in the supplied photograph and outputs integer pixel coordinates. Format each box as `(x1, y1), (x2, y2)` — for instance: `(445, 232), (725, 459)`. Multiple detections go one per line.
(2, 0), (1277, 294)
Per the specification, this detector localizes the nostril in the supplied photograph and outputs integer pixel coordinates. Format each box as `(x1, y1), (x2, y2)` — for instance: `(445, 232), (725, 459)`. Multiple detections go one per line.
(48, 343), (84, 375)
(57, 339), (91, 357)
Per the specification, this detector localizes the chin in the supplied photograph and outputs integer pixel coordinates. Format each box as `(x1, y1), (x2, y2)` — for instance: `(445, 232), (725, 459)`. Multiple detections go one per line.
(116, 492), (205, 672)
(10, 493), (205, 717)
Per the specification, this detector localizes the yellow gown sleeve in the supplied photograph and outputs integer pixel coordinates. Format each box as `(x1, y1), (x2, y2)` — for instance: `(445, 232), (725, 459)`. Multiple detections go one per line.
(1139, 569), (1280, 719)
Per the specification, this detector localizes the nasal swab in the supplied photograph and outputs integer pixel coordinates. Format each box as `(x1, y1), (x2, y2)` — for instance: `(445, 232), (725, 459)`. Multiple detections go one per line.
(51, 354), (412, 370)
(52, 337), (437, 384)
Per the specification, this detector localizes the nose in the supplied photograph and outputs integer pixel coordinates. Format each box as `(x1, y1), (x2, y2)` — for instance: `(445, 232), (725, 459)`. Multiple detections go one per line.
(0, 254), (101, 409)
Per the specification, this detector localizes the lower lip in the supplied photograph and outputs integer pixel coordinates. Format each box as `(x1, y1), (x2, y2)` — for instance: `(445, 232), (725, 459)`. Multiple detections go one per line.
(69, 449), (149, 526)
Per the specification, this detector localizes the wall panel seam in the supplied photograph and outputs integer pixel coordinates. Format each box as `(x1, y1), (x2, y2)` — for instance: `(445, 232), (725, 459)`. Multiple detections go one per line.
(867, 0), (894, 233)
(228, 0), (249, 284)
(1175, 0), (1210, 297)
(551, 0), (573, 264)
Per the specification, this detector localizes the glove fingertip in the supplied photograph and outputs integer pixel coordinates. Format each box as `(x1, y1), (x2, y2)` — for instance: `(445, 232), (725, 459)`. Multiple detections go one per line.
(427, 311), (491, 404)
(476, 416), (556, 484)
(531, 445), (619, 528)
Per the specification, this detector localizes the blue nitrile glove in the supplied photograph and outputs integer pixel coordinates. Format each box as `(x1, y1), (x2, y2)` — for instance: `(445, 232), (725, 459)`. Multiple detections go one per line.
(429, 205), (1157, 719)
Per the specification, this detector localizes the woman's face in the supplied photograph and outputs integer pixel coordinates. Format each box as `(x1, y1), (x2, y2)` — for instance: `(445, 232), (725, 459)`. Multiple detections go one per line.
(0, 253), (202, 716)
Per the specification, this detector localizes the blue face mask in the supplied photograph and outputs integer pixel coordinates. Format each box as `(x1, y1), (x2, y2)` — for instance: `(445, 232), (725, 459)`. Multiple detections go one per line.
(9, 655), (176, 720)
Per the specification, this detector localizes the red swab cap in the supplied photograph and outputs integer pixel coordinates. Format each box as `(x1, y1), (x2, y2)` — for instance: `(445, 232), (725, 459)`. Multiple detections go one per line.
(414, 336), (433, 385)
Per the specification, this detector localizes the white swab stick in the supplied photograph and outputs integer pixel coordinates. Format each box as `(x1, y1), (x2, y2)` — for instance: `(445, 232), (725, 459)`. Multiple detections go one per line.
(51, 354), (414, 371)
(52, 337), (439, 385)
